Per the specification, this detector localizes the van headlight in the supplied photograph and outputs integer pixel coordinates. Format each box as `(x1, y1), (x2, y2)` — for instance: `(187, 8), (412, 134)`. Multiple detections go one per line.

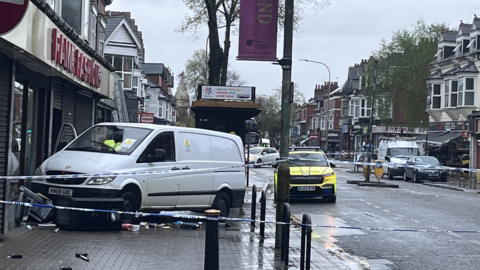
(86, 176), (116, 185)
(34, 167), (43, 176)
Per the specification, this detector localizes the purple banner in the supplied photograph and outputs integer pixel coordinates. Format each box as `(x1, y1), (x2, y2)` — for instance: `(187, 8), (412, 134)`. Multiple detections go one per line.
(237, 0), (278, 61)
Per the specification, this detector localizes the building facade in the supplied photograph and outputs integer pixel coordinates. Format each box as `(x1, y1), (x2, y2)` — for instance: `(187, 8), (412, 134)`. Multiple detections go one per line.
(0, 0), (117, 233)
(426, 17), (480, 168)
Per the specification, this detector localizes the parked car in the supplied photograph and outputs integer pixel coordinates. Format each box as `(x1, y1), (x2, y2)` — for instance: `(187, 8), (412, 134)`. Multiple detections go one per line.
(274, 148), (337, 202)
(403, 156), (447, 183)
(31, 123), (247, 217)
(246, 147), (280, 168)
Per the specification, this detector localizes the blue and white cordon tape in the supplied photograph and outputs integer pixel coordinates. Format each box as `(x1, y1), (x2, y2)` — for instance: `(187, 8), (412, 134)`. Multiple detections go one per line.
(0, 157), (475, 181)
(2, 200), (480, 234)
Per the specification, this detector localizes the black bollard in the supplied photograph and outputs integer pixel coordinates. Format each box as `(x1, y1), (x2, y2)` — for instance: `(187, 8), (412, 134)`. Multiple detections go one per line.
(300, 213), (312, 270)
(204, 209), (221, 270)
(251, 185), (257, 232)
(281, 203), (290, 264)
(260, 190), (266, 238)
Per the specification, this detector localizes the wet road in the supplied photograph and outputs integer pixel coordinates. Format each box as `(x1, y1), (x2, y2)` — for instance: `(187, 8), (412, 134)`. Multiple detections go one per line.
(251, 164), (480, 270)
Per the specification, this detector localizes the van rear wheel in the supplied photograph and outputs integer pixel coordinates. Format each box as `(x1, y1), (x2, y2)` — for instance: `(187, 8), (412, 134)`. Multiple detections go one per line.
(212, 192), (231, 217)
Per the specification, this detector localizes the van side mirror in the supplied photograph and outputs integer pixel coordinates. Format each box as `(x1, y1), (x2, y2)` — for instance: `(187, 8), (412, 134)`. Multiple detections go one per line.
(385, 156), (391, 162)
(329, 162), (336, 168)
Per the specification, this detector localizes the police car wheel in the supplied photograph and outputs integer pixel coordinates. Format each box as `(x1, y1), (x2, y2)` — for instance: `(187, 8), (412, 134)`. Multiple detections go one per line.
(388, 170), (394, 180)
(255, 159), (262, 168)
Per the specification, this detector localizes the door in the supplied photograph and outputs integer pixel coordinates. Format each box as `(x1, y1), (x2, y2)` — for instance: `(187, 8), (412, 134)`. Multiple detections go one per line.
(138, 131), (180, 208)
(175, 131), (214, 208)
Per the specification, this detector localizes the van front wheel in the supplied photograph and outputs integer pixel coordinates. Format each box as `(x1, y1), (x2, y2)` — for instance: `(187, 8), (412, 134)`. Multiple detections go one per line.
(212, 192), (231, 217)
(120, 191), (138, 222)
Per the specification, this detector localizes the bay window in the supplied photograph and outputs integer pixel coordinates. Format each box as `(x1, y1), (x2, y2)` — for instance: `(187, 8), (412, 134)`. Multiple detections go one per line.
(464, 78), (475, 106)
(457, 79), (464, 106)
(158, 101), (164, 118)
(432, 84), (441, 109)
(342, 100), (349, 116)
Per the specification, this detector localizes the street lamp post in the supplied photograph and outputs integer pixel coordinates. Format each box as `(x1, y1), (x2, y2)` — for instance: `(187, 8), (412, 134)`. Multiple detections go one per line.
(366, 55), (380, 181)
(300, 59), (331, 153)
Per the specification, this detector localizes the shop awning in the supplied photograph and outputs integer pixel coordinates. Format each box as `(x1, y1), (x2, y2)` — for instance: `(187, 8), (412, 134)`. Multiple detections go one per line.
(417, 131), (462, 146)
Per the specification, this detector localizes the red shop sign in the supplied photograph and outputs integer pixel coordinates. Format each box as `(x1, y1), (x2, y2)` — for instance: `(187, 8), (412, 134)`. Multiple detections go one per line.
(51, 29), (102, 88)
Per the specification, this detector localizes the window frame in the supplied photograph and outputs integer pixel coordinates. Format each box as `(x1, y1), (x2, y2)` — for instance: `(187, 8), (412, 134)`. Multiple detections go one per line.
(431, 83), (442, 109)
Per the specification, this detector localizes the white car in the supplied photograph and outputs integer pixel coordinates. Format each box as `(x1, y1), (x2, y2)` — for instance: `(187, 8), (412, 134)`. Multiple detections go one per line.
(246, 147), (279, 168)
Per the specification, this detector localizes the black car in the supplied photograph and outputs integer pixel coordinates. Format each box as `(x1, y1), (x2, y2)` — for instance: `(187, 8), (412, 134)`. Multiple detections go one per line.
(403, 156), (447, 183)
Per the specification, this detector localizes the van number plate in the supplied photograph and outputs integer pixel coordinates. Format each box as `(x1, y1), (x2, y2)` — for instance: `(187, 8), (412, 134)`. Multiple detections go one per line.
(48, 187), (73, 196)
(298, 186), (315, 191)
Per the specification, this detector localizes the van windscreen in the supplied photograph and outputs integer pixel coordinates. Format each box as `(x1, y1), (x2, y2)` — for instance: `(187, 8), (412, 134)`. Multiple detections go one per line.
(387, 148), (419, 158)
(66, 125), (152, 155)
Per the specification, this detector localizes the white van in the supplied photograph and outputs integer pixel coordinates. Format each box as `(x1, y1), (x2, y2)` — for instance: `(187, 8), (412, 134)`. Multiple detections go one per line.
(377, 138), (420, 180)
(260, 138), (270, 147)
(31, 123), (246, 217)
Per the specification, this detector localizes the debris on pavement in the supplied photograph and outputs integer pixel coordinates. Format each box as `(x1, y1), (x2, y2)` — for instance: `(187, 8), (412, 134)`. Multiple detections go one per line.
(174, 221), (200, 230)
(76, 253), (89, 262)
(7, 254), (22, 259)
(121, 223), (132, 231)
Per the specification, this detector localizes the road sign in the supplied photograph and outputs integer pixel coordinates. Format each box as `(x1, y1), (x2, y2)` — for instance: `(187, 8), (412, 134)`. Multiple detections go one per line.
(0, 0), (29, 35)
(140, 112), (154, 124)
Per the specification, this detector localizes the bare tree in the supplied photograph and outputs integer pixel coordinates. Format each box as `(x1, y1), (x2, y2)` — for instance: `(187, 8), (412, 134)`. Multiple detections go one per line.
(177, 0), (333, 86)
(184, 49), (246, 99)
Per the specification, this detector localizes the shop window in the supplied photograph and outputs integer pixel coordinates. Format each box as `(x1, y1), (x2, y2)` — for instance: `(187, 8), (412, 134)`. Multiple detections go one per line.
(329, 114), (333, 129)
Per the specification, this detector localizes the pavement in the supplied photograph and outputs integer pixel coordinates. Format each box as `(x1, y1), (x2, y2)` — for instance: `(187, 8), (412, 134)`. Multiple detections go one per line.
(0, 176), (360, 270)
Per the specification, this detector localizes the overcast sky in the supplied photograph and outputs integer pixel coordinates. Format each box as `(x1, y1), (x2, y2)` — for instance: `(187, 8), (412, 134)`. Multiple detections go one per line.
(108, 0), (480, 101)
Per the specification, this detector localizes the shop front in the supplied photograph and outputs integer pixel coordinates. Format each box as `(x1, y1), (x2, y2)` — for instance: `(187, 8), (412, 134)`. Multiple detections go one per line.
(418, 121), (470, 168)
(0, 2), (116, 233)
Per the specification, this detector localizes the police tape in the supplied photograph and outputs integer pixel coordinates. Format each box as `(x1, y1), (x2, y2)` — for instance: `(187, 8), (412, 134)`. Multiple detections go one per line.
(2, 199), (480, 234)
(0, 157), (476, 181)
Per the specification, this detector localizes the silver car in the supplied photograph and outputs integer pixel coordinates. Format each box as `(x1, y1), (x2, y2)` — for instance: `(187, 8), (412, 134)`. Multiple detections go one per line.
(246, 147), (280, 168)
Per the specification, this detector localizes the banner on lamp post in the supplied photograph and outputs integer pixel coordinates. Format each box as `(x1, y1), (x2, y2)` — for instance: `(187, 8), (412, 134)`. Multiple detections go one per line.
(237, 0), (278, 61)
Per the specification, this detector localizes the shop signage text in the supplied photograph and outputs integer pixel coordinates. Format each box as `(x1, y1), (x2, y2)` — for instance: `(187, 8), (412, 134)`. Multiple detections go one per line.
(429, 121), (468, 131)
(198, 85), (254, 101)
(51, 29), (101, 88)
(372, 126), (427, 134)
